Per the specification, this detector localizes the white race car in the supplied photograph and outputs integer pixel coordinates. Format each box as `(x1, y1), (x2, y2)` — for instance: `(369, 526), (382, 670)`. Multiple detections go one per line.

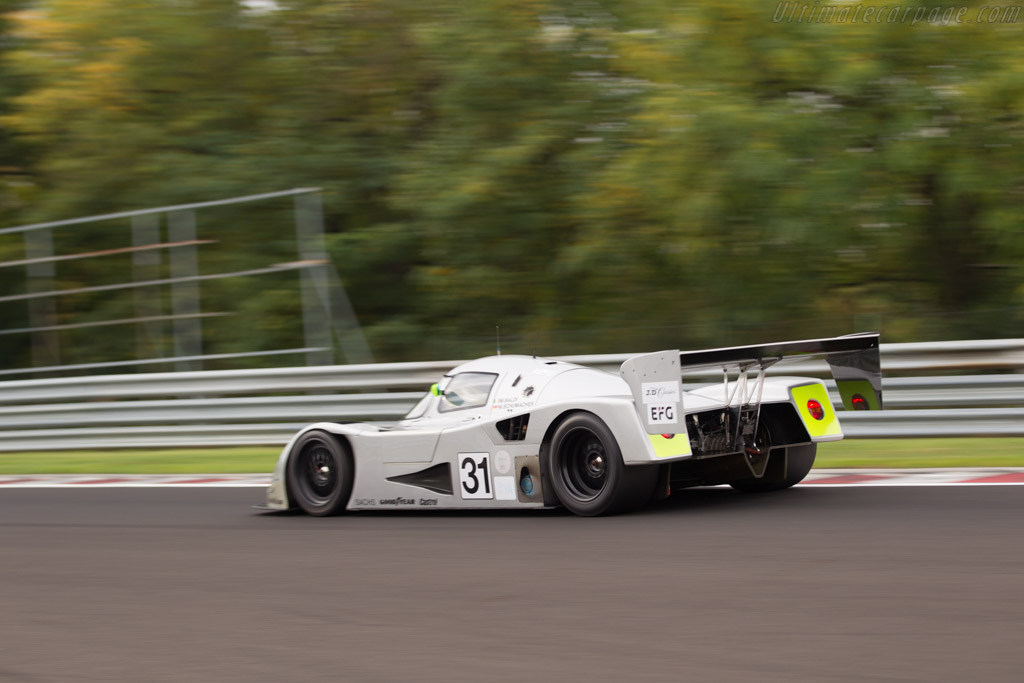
(264, 333), (881, 516)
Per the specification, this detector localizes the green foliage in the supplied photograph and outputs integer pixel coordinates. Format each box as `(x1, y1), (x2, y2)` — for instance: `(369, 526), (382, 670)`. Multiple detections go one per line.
(816, 437), (1024, 469)
(0, 447), (280, 474)
(0, 1), (1022, 368)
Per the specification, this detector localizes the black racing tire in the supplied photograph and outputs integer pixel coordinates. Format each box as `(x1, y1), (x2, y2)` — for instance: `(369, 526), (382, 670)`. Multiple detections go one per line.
(730, 443), (816, 493)
(547, 412), (659, 516)
(286, 431), (354, 516)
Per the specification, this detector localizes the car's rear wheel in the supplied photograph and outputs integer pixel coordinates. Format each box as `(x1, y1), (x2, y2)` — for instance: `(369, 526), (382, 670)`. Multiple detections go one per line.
(729, 443), (816, 492)
(287, 431), (354, 516)
(548, 413), (658, 516)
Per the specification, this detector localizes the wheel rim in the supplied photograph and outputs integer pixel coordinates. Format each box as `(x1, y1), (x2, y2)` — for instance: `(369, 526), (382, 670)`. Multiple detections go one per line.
(296, 441), (338, 505)
(558, 427), (609, 502)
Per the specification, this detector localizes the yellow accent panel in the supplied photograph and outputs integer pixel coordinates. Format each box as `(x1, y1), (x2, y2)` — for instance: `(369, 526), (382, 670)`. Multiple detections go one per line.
(791, 383), (842, 439)
(835, 378), (880, 411)
(648, 433), (692, 459)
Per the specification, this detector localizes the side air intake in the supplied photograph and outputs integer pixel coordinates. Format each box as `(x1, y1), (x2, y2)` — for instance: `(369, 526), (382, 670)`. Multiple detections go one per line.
(496, 414), (530, 441)
(386, 463), (453, 495)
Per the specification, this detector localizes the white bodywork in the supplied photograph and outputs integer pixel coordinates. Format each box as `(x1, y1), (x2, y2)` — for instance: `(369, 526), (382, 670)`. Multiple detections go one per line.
(265, 354), (837, 511)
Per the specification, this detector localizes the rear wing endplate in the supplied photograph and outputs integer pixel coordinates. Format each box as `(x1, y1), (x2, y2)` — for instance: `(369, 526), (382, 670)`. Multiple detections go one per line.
(620, 332), (882, 434)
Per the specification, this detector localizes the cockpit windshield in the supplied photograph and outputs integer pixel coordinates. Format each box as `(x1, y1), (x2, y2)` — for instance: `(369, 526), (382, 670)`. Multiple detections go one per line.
(438, 372), (497, 412)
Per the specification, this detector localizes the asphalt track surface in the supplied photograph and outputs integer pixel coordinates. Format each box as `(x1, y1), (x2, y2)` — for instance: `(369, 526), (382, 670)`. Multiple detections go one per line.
(1, 486), (1021, 682)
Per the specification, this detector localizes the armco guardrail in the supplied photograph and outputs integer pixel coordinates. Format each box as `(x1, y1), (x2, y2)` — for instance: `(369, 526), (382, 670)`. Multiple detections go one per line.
(839, 408), (1024, 438)
(0, 338), (1021, 450)
(0, 361), (455, 404)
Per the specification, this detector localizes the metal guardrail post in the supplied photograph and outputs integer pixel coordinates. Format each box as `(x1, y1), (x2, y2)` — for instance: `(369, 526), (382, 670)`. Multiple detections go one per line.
(294, 193), (334, 367)
(168, 210), (203, 371)
(294, 192), (374, 365)
(23, 228), (59, 369)
(131, 214), (165, 360)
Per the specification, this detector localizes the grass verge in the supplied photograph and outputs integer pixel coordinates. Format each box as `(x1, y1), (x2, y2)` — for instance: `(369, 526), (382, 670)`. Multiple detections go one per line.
(0, 439), (1022, 474)
(815, 438), (1024, 468)
(0, 447), (281, 474)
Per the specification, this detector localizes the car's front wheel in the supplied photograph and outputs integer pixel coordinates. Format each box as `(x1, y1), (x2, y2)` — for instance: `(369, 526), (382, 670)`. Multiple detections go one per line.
(547, 413), (658, 516)
(287, 431), (354, 516)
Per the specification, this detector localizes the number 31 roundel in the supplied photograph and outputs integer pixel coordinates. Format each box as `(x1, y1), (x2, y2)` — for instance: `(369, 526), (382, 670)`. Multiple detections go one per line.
(458, 453), (493, 500)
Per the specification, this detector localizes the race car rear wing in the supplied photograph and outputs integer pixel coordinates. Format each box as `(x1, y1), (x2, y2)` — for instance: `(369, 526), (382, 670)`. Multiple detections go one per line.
(620, 332), (882, 434)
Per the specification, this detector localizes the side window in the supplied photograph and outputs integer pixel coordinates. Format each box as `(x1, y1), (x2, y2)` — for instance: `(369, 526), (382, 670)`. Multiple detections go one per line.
(438, 372), (498, 413)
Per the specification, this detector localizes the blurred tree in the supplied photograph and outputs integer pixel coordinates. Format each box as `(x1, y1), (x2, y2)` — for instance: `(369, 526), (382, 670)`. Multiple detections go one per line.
(568, 1), (1024, 347)
(387, 0), (640, 356)
(0, 0), (1021, 370)
(2, 0), (284, 214)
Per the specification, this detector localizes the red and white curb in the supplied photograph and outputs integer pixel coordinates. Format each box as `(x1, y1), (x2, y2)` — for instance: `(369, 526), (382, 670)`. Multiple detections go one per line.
(0, 469), (1023, 488)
